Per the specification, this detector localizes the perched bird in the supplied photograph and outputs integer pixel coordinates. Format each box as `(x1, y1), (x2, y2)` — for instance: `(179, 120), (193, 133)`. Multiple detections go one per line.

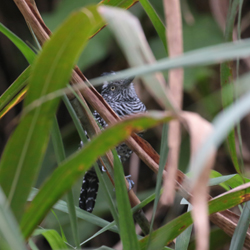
(79, 72), (146, 212)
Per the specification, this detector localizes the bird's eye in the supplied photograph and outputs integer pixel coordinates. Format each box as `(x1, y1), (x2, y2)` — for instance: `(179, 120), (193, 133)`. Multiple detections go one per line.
(110, 86), (115, 91)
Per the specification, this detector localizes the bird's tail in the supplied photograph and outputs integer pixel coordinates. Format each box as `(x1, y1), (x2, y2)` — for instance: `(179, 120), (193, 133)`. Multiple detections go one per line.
(79, 167), (99, 213)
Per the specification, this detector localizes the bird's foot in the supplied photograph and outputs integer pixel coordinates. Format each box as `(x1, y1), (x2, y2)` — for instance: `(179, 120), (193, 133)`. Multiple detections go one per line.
(101, 166), (107, 173)
(79, 141), (84, 149)
(125, 175), (135, 191)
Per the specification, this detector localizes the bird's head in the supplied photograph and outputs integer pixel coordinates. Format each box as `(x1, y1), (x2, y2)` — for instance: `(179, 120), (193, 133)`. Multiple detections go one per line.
(100, 72), (137, 102)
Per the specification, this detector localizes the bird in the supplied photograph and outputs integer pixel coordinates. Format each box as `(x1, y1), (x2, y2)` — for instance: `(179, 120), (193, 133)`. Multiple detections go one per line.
(79, 72), (147, 212)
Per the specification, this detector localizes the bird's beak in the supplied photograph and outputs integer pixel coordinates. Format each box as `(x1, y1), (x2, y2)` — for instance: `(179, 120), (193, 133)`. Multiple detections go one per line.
(123, 76), (134, 86)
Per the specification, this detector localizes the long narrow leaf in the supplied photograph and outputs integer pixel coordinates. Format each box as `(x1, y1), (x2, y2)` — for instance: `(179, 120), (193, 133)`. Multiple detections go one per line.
(100, 0), (139, 9)
(20, 112), (173, 238)
(139, 0), (167, 50)
(33, 229), (67, 250)
(0, 67), (30, 118)
(0, 187), (26, 250)
(146, 123), (168, 249)
(0, 23), (36, 64)
(51, 118), (80, 248)
(113, 150), (140, 250)
(139, 183), (250, 249)
(0, 6), (103, 222)
(229, 201), (250, 250)
(220, 0), (242, 175)
(89, 38), (250, 87)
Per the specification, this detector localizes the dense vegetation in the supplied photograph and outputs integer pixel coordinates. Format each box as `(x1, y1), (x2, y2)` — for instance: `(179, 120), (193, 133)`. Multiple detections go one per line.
(1, 0), (250, 249)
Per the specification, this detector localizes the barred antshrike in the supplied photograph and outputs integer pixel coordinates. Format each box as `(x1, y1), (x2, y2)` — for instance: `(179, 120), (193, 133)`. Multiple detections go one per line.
(79, 72), (146, 212)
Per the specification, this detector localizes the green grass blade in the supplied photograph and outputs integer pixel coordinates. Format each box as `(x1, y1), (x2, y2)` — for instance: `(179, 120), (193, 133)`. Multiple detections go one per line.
(0, 187), (26, 250)
(89, 39), (250, 87)
(62, 94), (89, 144)
(235, 0), (245, 172)
(113, 150), (140, 250)
(0, 6), (103, 223)
(230, 5), (250, 237)
(146, 123), (168, 249)
(80, 221), (117, 246)
(28, 239), (40, 250)
(209, 174), (236, 187)
(139, 0), (167, 50)
(0, 67), (30, 118)
(100, 0), (139, 9)
(0, 23), (35, 118)
(139, 184), (250, 249)
(51, 210), (67, 242)
(225, 0), (240, 41)
(221, 0), (242, 175)
(20, 112), (173, 238)
(95, 164), (120, 229)
(0, 23), (36, 64)
(229, 201), (250, 250)
(51, 117), (80, 248)
(175, 225), (193, 250)
(29, 188), (119, 233)
(175, 200), (193, 250)
(220, 64), (241, 174)
(33, 229), (67, 250)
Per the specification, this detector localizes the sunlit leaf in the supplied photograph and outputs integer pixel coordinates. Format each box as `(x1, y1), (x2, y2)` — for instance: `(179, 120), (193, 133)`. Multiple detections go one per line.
(33, 229), (67, 250)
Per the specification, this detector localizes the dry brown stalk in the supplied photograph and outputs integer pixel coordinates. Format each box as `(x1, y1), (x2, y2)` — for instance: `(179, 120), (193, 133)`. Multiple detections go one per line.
(162, 0), (184, 206)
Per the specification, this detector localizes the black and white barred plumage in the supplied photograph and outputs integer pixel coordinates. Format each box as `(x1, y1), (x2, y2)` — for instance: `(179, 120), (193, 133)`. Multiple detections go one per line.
(79, 72), (146, 212)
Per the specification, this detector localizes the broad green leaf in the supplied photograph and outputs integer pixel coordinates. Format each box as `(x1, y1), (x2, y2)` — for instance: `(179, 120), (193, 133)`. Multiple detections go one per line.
(33, 229), (67, 250)
(0, 6), (103, 222)
(139, 183), (250, 249)
(0, 187), (26, 250)
(21, 112), (173, 238)
(113, 150), (140, 250)
(139, 0), (167, 50)
(0, 23), (36, 64)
